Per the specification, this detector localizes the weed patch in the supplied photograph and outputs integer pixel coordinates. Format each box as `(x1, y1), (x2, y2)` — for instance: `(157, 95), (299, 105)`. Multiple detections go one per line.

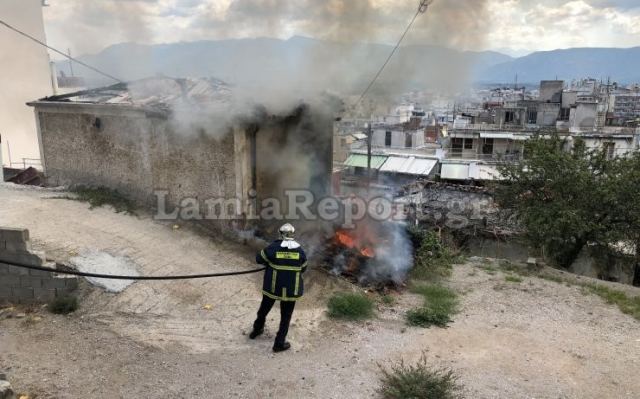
(65, 186), (137, 215)
(327, 292), (374, 320)
(505, 275), (523, 283)
(48, 296), (78, 315)
(380, 294), (396, 306)
(584, 284), (640, 321)
(408, 228), (463, 281)
(379, 354), (462, 399)
(406, 285), (458, 328)
(538, 273), (565, 284)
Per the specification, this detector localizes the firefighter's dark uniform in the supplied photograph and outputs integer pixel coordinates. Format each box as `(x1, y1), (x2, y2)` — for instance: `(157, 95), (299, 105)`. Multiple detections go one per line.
(252, 239), (307, 347)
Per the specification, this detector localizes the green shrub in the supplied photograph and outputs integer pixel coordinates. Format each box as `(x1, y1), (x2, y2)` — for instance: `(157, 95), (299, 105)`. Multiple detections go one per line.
(327, 292), (375, 320)
(379, 355), (462, 399)
(406, 307), (453, 328)
(48, 296), (78, 315)
(408, 228), (462, 281)
(70, 185), (137, 215)
(406, 285), (458, 328)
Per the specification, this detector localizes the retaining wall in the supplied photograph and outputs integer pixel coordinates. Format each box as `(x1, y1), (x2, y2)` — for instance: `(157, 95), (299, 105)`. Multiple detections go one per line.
(0, 227), (78, 304)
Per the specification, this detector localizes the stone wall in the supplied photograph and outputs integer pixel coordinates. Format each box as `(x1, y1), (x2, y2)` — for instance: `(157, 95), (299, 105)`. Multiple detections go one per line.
(569, 244), (636, 286)
(0, 227), (78, 305)
(34, 104), (238, 209)
(408, 183), (518, 232)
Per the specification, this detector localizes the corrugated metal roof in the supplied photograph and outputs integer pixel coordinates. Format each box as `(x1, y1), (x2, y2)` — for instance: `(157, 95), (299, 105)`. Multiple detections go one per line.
(441, 163), (469, 180)
(38, 77), (232, 111)
(379, 156), (437, 176)
(344, 154), (388, 169)
(352, 133), (368, 140)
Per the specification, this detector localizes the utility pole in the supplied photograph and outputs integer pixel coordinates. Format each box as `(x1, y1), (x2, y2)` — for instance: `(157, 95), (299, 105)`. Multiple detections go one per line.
(68, 48), (74, 77)
(366, 122), (373, 194)
(419, 0), (434, 12)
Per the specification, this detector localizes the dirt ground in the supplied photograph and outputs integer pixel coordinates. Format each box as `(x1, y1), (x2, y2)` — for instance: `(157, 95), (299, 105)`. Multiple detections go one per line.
(1, 183), (640, 399)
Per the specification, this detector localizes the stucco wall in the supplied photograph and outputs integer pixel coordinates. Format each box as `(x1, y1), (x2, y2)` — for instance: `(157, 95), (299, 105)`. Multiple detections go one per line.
(372, 129), (424, 149)
(35, 103), (238, 211)
(0, 0), (52, 166)
(536, 103), (561, 126)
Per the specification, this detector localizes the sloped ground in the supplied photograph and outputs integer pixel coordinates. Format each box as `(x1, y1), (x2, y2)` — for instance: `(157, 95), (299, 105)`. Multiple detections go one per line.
(1, 183), (639, 398)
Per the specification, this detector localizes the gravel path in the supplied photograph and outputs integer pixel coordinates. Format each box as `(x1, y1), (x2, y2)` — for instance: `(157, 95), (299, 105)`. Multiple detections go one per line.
(1, 184), (639, 398)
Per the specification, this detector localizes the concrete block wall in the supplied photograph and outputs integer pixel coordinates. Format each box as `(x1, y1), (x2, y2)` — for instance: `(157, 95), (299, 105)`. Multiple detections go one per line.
(0, 227), (78, 305)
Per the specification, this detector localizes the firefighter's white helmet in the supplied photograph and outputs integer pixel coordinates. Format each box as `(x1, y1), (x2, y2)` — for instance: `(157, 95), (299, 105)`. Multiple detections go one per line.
(279, 223), (296, 240)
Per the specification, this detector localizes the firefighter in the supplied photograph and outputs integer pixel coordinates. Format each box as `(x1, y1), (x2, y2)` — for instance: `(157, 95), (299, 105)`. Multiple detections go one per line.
(249, 223), (307, 352)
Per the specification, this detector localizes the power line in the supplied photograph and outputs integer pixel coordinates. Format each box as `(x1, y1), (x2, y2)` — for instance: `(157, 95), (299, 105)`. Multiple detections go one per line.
(0, 19), (123, 83)
(5, 260), (265, 280)
(356, 0), (434, 108)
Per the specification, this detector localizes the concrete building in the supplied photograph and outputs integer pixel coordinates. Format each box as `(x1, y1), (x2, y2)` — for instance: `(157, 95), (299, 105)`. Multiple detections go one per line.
(0, 0), (53, 169)
(28, 77), (335, 231)
(610, 92), (640, 125)
(539, 80), (564, 103)
(574, 128), (640, 158)
(370, 126), (425, 150)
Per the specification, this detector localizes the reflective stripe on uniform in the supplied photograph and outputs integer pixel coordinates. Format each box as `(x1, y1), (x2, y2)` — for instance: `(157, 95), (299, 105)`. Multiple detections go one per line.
(270, 265), (303, 271)
(276, 251), (300, 260)
(262, 290), (299, 302)
(271, 270), (277, 293)
(294, 272), (300, 296)
(261, 250), (270, 264)
(263, 250), (304, 271)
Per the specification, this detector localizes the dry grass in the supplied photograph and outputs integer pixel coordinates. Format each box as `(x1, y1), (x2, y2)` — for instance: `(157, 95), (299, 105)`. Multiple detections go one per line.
(379, 354), (462, 399)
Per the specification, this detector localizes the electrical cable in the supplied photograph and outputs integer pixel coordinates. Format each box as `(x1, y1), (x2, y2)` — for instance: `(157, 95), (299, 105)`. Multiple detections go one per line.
(355, 0), (433, 108)
(3, 260), (265, 280)
(0, 19), (124, 83)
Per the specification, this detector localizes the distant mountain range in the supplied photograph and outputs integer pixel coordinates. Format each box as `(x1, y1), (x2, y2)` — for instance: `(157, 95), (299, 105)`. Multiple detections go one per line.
(480, 47), (640, 84)
(55, 36), (640, 94)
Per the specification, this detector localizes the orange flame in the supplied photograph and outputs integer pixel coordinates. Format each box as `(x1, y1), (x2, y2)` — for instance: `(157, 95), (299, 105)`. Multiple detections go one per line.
(335, 230), (356, 248)
(334, 229), (375, 258)
(361, 247), (375, 258)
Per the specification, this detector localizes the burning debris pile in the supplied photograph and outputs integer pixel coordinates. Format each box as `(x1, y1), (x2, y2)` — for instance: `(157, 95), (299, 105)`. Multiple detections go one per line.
(323, 219), (414, 287)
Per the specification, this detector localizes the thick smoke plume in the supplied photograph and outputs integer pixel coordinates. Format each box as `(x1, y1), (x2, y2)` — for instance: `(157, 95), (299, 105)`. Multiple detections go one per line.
(47, 0), (491, 283)
(51, 0), (491, 97)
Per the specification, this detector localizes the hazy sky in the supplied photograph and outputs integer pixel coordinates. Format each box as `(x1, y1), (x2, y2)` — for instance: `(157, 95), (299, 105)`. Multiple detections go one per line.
(41, 0), (640, 57)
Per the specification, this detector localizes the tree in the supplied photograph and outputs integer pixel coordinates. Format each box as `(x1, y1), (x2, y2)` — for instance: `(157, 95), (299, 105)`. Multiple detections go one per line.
(609, 151), (640, 286)
(495, 135), (636, 274)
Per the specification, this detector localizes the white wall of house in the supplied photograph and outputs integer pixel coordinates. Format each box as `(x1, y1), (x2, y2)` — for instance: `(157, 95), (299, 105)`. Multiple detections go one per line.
(580, 136), (638, 157)
(0, 0), (52, 167)
(372, 128), (424, 149)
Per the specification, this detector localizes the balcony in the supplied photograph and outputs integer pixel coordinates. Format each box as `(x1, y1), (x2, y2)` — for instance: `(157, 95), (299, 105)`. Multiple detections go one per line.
(452, 124), (543, 132)
(445, 149), (523, 162)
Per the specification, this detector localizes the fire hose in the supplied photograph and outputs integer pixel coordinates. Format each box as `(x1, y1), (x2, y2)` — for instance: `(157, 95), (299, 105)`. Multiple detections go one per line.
(2, 260), (265, 280)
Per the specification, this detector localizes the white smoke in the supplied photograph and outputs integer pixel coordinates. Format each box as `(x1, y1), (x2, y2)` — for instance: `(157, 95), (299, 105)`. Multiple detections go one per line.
(364, 221), (414, 284)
